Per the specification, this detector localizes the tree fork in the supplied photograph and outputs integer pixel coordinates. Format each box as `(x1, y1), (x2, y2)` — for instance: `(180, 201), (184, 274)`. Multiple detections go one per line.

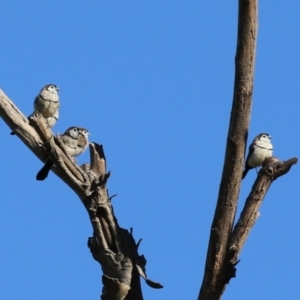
(0, 89), (162, 300)
(198, 1), (297, 299)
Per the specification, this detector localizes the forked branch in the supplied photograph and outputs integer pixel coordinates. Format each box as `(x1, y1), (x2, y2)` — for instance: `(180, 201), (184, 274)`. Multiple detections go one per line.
(0, 89), (162, 300)
(198, 0), (298, 295)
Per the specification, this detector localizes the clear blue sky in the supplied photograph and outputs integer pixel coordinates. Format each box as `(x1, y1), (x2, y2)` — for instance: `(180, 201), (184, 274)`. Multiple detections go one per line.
(0, 1), (299, 299)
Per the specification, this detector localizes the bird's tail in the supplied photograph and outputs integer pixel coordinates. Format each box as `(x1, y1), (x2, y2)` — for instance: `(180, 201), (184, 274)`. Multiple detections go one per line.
(36, 160), (54, 181)
(242, 169), (249, 179)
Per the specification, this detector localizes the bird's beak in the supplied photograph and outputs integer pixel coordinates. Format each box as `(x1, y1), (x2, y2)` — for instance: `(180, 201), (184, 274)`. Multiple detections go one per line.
(56, 87), (60, 91)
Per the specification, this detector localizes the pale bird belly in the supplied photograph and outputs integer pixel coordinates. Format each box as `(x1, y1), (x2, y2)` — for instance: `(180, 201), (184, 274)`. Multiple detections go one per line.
(248, 148), (272, 168)
(35, 100), (58, 118)
(42, 102), (58, 118)
(46, 116), (57, 127)
(45, 110), (59, 128)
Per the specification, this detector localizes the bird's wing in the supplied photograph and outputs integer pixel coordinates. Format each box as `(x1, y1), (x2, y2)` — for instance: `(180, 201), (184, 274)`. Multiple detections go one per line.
(245, 143), (255, 168)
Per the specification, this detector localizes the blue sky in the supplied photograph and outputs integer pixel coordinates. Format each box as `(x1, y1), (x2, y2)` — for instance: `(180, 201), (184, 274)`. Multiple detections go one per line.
(0, 1), (299, 299)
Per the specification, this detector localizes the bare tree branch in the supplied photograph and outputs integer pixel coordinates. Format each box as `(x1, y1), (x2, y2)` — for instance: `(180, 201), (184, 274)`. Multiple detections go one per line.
(198, 1), (258, 299)
(198, 1), (298, 299)
(0, 89), (163, 300)
(229, 157), (298, 265)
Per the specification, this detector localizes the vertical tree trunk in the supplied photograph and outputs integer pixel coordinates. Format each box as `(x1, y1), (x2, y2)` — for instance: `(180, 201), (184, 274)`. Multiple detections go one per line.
(199, 1), (258, 298)
(198, 1), (297, 299)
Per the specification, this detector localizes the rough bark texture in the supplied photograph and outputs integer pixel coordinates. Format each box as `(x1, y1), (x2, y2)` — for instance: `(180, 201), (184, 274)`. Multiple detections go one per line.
(198, 1), (258, 299)
(0, 89), (163, 300)
(198, 1), (298, 299)
(229, 157), (298, 263)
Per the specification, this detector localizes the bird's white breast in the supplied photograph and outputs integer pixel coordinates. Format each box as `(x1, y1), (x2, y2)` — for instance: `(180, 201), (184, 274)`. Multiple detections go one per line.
(248, 144), (273, 167)
(34, 91), (60, 118)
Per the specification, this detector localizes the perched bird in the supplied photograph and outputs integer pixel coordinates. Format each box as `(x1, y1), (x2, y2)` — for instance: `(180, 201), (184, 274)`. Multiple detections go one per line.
(75, 128), (90, 156)
(242, 133), (273, 179)
(11, 84), (60, 135)
(36, 126), (90, 181)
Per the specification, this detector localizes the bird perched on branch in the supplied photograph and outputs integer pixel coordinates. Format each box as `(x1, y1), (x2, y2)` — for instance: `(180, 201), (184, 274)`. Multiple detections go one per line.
(242, 133), (273, 179)
(36, 127), (90, 181)
(11, 84), (60, 135)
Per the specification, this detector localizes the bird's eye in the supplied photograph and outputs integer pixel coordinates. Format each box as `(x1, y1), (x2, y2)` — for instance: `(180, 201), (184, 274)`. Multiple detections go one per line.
(73, 128), (78, 131)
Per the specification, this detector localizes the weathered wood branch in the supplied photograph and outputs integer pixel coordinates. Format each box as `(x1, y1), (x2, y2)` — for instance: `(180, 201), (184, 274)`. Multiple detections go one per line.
(198, 0), (298, 295)
(228, 157), (298, 273)
(0, 89), (163, 300)
(199, 0), (258, 299)
(199, 0), (258, 298)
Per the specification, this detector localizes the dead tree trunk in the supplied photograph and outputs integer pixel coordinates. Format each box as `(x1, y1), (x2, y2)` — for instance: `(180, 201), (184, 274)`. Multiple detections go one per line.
(198, 1), (297, 299)
(0, 90), (162, 300)
(1, 2), (297, 299)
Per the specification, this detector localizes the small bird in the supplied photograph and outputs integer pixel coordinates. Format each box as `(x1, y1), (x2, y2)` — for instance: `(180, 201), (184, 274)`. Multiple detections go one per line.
(11, 84), (60, 135)
(74, 128), (90, 156)
(36, 126), (90, 181)
(242, 133), (273, 179)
